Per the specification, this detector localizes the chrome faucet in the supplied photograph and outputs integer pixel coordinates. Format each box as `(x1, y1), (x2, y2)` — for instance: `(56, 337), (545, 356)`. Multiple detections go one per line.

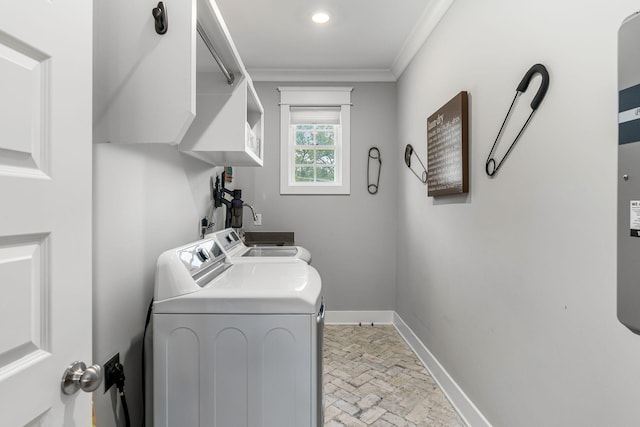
(243, 203), (258, 222)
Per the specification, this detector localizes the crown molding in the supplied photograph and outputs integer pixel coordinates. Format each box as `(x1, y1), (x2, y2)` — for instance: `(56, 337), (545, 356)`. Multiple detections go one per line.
(247, 0), (454, 83)
(248, 68), (397, 83)
(390, 0), (455, 79)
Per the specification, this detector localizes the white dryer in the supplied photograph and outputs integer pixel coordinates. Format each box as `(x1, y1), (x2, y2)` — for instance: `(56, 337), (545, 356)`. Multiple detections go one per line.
(208, 228), (312, 264)
(152, 237), (324, 427)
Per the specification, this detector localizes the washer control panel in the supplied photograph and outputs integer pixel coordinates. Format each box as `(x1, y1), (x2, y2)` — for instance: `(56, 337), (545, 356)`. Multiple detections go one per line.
(218, 229), (243, 252)
(178, 239), (224, 276)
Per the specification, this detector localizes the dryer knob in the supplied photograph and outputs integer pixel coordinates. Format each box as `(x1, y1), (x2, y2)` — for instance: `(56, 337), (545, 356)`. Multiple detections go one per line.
(196, 248), (209, 262)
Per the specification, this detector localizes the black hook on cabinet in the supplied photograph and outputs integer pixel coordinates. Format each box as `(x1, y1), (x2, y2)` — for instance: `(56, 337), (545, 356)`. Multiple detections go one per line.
(152, 2), (168, 35)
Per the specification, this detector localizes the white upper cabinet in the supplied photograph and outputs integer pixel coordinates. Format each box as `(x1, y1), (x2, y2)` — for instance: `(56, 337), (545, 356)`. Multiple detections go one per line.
(94, 0), (196, 145)
(179, 0), (264, 166)
(94, 0), (264, 167)
(179, 62), (264, 166)
(193, 0), (265, 168)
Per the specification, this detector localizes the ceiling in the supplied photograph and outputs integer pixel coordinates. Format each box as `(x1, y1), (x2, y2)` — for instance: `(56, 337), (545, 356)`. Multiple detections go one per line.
(214, 0), (454, 82)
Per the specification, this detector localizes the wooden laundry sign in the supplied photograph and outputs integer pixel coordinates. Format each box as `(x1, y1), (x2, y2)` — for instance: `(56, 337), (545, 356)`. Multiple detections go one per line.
(426, 91), (469, 196)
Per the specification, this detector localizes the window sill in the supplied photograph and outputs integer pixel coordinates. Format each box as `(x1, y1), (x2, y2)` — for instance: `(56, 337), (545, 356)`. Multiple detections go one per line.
(280, 183), (350, 195)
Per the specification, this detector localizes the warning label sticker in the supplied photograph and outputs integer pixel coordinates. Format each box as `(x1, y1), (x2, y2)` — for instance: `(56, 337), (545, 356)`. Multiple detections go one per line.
(631, 201), (640, 237)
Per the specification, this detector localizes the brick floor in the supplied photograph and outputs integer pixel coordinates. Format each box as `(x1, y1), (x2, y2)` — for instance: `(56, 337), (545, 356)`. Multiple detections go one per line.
(324, 325), (466, 427)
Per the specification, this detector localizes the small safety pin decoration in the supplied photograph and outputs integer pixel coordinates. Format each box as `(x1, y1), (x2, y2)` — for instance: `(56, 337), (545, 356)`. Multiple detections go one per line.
(485, 63), (550, 177)
(404, 144), (427, 184)
(152, 2), (168, 35)
(367, 147), (382, 194)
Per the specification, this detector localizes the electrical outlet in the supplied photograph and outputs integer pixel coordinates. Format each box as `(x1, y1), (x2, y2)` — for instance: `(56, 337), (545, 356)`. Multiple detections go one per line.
(103, 353), (119, 393)
(254, 213), (262, 226)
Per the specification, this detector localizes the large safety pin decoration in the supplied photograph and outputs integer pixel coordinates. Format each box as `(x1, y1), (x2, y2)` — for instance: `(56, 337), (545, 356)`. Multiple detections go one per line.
(367, 147), (382, 194)
(485, 64), (550, 177)
(404, 144), (427, 184)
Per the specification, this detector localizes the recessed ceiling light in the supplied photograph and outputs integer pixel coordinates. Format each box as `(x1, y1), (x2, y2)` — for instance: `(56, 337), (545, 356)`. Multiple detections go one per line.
(312, 12), (330, 24)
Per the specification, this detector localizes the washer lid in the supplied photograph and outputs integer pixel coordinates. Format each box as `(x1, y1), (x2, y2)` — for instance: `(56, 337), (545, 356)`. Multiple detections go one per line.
(242, 247), (298, 257)
(207, 228), (312, 264)
(153, 262), (322, 314)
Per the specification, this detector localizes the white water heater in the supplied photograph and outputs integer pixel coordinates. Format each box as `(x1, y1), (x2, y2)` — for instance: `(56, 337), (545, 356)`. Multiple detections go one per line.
(618, 11), (640, 334)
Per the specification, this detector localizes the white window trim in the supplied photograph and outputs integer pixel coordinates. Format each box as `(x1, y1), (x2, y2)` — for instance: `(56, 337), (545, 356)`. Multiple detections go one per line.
(279, 87), (352, 195)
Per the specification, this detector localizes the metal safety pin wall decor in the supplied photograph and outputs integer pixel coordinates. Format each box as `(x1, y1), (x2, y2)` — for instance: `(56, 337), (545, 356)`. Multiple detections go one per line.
(485, 63), (550, 177)
(404, 144), (427, 184)
(367, 147), (382, 194)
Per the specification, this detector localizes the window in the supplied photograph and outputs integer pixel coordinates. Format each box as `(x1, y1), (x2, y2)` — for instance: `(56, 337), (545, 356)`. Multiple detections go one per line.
(279, 87), (352, 195)
(291, 108), (339, 184)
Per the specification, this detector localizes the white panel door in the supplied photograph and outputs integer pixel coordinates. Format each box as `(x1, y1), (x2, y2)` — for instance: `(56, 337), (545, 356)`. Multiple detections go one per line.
(0, 0), (92, 425)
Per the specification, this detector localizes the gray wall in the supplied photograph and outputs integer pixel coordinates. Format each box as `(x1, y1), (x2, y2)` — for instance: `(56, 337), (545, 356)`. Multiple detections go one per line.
(235, 82), (398, 311)
(396, 0), (640, 425)
(90, 82), (398, 425)
(91, 2), (640, 425)
(92, 142), (223, 426)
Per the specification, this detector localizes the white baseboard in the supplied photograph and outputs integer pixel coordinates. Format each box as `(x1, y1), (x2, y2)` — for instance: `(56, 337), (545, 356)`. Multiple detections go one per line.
(393, 312), (492, 427)
(325, 310), (394, 325)
(325, 310), (491, 426)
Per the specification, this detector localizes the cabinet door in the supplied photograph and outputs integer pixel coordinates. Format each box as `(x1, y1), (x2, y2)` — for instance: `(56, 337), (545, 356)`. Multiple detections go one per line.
(94, 0), (196, 144)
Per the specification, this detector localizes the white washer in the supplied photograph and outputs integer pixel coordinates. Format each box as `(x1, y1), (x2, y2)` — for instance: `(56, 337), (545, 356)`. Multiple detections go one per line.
(152, 237), (324, 427)
(208, 228), (312, 264)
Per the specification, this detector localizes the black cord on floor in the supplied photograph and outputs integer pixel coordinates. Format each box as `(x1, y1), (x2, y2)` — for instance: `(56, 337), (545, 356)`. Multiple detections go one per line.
(141, 298), (154, 427)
